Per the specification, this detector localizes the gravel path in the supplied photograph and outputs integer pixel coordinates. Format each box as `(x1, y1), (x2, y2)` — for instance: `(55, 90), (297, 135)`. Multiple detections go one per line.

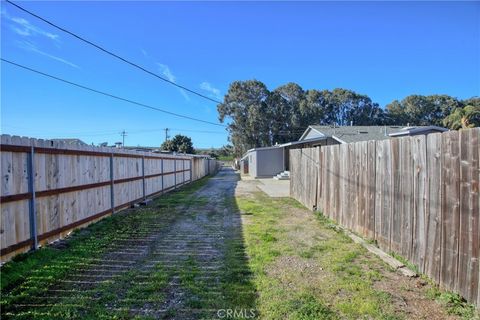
(3, 167), (253, 319)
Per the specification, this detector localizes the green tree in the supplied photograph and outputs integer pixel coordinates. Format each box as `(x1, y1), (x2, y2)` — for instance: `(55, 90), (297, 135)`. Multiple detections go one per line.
(326, 88), (385, 125)
(218, 144), (234, 157)
(218, 80), (271, 155)
(443, 105), (480, 130)
(161, 134), (194, 154)
(268, 83), (306, 143)
(386, 94), (461, 126)
(462, 97), (480, 108)
(218, 81), (386, 155)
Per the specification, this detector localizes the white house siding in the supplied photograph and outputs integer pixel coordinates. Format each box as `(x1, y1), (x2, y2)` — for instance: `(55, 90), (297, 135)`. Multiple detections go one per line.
(256, 148), (284, 178)
(249, 152), (257, 178)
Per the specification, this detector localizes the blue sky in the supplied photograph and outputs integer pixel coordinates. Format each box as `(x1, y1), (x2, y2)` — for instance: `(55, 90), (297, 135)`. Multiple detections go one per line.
(1, 1), (479, 148)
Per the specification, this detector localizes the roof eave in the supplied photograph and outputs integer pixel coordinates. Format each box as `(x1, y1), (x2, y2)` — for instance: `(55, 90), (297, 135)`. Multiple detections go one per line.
(299, 126), (322, 141)
(389, 126), (448, 137)
(331, 135), (347, 144)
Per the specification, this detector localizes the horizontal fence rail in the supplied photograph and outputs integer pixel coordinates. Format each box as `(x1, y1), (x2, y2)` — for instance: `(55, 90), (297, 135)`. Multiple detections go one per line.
(290, 128), (480, 308)
(0, 135), (220, 261)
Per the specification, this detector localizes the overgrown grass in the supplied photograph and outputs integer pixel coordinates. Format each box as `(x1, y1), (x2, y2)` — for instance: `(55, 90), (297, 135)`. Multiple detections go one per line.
(390, 252), (420, 274)
(0, 177), (211, 319)
(236, 192), (404, 320)
(426, 285), (479, 319)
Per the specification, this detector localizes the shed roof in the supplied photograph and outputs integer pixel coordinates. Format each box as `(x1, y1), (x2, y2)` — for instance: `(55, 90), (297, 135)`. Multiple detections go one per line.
(240, 136), (329, 160)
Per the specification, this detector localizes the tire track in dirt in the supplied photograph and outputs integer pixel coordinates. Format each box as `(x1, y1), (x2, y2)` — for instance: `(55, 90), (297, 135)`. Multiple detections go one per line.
(3, 168), (255, 319)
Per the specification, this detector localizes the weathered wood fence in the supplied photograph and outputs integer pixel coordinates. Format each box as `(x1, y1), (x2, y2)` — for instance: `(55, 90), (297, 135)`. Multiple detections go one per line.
(0, 135), (219, 262)
(290, 128), (479, 307)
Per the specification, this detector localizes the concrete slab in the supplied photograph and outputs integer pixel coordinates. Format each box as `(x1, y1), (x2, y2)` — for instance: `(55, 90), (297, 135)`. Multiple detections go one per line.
(256, 178), (290, 197)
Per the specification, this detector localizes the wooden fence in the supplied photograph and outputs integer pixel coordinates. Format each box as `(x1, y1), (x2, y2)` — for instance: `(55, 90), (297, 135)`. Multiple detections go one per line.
(290, 128), (479, 307)
(0, 135), (219, 262)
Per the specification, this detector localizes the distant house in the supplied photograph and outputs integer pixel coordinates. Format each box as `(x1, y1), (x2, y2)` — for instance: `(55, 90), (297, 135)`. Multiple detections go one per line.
(240, 125), (448, 178)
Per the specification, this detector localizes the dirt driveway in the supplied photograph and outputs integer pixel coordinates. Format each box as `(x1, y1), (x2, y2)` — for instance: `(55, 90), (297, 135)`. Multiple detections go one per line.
(1, 168), (475, 319)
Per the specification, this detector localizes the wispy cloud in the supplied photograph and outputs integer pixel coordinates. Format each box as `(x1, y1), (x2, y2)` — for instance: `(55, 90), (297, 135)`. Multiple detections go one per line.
(200, 82), (222, 100)
(156, 63), (190, 101)
(16, 40), (80, 69)
(179, 88), (190, 101)
(2, 10), (59, 41)
(157, 63), (176, 82)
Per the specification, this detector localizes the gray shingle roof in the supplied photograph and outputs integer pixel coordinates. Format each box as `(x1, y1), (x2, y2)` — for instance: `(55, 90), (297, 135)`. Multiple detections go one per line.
(307, 125), (440, 143)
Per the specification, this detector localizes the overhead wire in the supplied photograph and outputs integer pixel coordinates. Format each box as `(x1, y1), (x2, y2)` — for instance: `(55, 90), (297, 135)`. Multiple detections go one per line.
(1, 58), (227, 128)
(5, 0), (223, 104)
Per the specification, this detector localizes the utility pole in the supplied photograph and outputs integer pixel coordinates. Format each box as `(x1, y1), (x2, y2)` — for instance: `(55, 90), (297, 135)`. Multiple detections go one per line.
(164, 128), (170, 143)
(120, 130), (127, 147)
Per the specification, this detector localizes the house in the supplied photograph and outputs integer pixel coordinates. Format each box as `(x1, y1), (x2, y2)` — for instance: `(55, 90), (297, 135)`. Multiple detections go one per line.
(240, 125), (448, 179)
(299, 125), (448, 143)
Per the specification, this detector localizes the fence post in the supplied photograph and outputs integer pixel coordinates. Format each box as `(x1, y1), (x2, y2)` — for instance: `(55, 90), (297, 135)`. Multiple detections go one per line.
(174, 158), (177, 189)
(110, 153), (115, 213)
(161, 158), (164, 192)
(182, 159), (185, 185)
(27, 146), (38, 250)
(142, 156), (146, 200)
(190, 159), (193, 182)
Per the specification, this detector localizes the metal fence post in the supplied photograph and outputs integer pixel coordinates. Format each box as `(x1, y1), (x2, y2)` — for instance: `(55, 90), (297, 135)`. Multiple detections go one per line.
(161, 158), (164, 192)
(110, 154), (115, 213)
(142, 156), (146, 200)
(182, 159), (185, 185)
(27, 146), (38, 250)
(190, 159), (193, 182)
(174, 158), (177, 189)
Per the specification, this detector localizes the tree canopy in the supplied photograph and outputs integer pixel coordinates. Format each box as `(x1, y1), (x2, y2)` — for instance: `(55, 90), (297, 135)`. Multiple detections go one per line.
(385, 95), (462, 126)
(443, 105), (480, 130)
(217, 80), (478, 156)
(161, 134), (194, 154)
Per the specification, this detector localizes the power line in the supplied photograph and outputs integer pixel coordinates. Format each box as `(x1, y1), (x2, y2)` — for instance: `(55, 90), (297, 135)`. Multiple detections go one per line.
(2, 58), (227, 128)
(5, 0), (223, 104)
(2, 125), (226, 136)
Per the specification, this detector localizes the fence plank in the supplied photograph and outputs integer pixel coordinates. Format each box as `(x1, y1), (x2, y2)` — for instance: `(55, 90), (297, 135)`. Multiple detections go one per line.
(390, 138), (402, 253)
(458, 128), (479, 303)
(348, 143), (356, 232)
(440, 130), (461, 292)
(332, 146), (340, 222)
(317, 147), (324, 213)
(366, 140), (376, 239)
(478, 127), (480, 308)
(375, 140), (391, 250)
(412, 135), (427, 273)
(399, 137), (414, 261)
(424, 132), (443, 283)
